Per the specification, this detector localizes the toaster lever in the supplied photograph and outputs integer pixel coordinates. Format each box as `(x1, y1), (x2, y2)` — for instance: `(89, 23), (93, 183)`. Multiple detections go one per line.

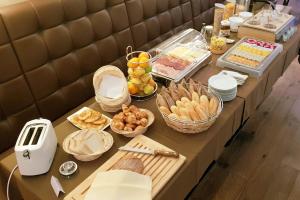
(23, 150), (30, 159)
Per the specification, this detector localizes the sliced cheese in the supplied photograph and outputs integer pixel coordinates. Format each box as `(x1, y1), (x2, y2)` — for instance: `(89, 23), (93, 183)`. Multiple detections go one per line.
(84, 170), (152, 200)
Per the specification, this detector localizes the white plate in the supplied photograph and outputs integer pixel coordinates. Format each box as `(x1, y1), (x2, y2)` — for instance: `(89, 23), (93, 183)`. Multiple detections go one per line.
(67, 107), (111, 130)
(208, 74), (237, 92)
(209, 86), (237, 95)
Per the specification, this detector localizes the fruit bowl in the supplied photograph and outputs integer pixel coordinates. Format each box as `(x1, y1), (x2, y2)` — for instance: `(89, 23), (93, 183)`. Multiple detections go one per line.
(126, 46), (157, 100)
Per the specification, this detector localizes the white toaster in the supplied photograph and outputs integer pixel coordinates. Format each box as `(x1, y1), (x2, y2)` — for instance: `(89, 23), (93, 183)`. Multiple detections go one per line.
(15, 118), (57, 176)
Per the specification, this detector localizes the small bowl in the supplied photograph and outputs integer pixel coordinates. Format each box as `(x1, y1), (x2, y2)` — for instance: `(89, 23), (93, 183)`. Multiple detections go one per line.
(110, 109), (155, 137)
(62, 129), (114, 161)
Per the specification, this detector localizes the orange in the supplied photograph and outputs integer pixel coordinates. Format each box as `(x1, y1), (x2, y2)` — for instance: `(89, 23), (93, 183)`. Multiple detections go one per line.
(127, 57), (139, 68)
(138, 52), (150, 59)
(128, 82), (139, 95)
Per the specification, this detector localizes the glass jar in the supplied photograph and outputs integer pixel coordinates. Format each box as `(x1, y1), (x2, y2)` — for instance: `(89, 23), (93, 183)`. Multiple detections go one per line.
(213, 3), (225, 35)
(210, 36), (227, 55)
(220, 20), (231, 37)
(223, 2), (235, 20)
(236, 0), (250, 14)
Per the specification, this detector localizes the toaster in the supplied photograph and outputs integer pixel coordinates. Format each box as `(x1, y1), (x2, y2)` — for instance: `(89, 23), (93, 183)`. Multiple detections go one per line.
(15, 118), (57, 176)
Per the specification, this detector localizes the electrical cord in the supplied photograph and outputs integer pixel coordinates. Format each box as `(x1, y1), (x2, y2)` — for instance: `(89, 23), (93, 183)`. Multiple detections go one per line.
(6, 165), (18, 200)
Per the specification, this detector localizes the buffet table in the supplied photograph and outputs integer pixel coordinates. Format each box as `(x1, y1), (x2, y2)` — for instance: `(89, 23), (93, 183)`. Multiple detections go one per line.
(0, 29), (299, 200)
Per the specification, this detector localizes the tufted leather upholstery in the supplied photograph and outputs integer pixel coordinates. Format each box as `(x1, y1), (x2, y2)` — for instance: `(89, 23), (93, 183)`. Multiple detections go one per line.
(0, 0), (134, 121)
(0, 0), (221, 153)
(125, 0), (194, 50)
(0, 16), (40, 153)
(191, 0), (224, 31)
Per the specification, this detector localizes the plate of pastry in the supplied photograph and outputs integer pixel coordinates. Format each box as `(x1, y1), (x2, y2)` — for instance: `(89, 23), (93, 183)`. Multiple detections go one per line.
(67, 107), (111, 130)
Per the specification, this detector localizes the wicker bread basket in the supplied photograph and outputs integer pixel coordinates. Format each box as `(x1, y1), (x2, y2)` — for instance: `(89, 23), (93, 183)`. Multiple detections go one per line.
(157, 84), (223, 134)
(93, 65), (131, 112)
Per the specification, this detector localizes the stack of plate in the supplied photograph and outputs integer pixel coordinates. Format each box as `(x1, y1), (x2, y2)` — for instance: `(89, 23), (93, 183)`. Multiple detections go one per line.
(208, 74), (237, 102)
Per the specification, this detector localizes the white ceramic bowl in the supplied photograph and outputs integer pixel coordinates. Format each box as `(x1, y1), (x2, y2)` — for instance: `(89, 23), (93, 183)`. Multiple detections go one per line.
(239, 12), (253, 20)
(229, 17), (244, 32)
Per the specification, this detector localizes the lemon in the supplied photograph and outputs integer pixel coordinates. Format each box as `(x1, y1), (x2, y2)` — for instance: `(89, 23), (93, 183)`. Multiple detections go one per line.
(138, 52), (150, 59)
(127, 57), (139, 68)
(139, 57), (150, 68)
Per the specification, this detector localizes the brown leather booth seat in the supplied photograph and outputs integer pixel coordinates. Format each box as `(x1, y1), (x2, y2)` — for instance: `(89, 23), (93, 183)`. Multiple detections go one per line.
(125, 0), (194, 50)
(0, 0), (134, 122)
(191, 0), (224, 30)
(0, 0), (218, 153)
(0, 17), (40, 153)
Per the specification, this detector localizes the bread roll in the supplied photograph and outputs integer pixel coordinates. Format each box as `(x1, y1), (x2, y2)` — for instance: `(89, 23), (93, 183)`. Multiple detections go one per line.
(188, 108), (200, 121)
(191, 100), (199, 108)
(161, 91), (175, 108)
(184, 101), (194, 111)
(180, 115), (191, 121)
(159, 106), (171, 115)
(195, 104), (208, 121)
(192, 91), (200, 103)
(168, 113), (179, 119)
(188, 79), (197, 94)
(178, 84), (192, 100)
(157, 94), (169, 109)
(179, 107), (191, 120)
(209, 96), (219, 117)
(176, 100), (185, 108)
(200, 95), (209, 114)
(181, 97), (190, 104)
(170, 105), (181, 116)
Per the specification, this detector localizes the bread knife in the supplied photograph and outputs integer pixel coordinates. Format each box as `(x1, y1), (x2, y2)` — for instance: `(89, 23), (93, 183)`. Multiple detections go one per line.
(118, 146), (179, 158)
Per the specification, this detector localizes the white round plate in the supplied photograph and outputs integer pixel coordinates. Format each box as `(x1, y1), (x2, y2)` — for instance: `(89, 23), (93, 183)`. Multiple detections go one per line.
(208, 74), (237, 92)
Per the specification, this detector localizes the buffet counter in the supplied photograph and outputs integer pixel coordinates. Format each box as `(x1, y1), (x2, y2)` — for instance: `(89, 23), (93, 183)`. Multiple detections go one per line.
(0, 29), (299, 200)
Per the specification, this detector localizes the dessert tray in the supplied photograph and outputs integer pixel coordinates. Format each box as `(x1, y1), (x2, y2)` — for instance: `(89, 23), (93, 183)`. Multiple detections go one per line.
(216, 37), (283, 77)
(150, 29), (211, 83)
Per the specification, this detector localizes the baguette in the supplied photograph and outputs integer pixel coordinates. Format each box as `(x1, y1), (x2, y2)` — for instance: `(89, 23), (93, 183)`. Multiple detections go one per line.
(159, 106), (171, 115)
(188, 107), (200, 121)
(168, 113), (179, 119)
(178, 84), (192, 100)
(188, 79), (197, 94)
(181, 97), (190, 104)
(209, 97), (219, 117)
(176, 100), (185, 108)
(199, 95), (209, 115)
(170, 105), (181, 116)
(179, 107), (191, 120)
(195, 104), (209, 121)
(161, 91), (175, 108)
(192, 91), (200, 103)
(157, 94), (169, 108)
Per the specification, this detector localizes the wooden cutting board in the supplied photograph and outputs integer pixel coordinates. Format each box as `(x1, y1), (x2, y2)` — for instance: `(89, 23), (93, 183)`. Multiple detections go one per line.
(64, 135), (186, 200)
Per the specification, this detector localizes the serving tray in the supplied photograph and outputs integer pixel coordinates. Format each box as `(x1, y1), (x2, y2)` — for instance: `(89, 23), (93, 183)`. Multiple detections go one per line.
(64, 135), (186, 200)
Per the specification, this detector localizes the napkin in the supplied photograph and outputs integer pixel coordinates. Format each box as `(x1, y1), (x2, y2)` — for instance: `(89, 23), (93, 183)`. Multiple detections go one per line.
(84, 170), (152, 200)
(68, 130), (104, 155)
(217, 70), (248, 86)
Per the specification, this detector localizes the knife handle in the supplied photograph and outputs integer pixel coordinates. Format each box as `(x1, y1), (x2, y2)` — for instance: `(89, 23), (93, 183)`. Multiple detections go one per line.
(154, 150), (179, 158)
